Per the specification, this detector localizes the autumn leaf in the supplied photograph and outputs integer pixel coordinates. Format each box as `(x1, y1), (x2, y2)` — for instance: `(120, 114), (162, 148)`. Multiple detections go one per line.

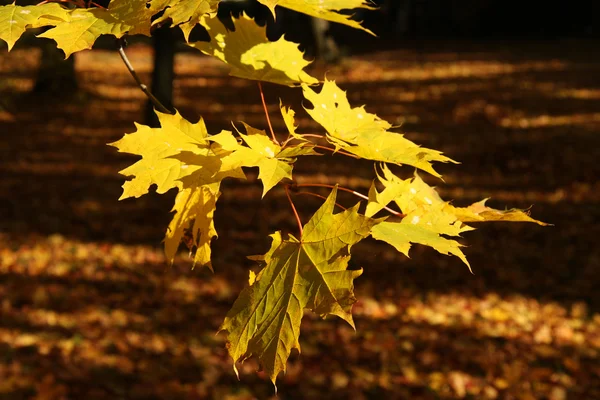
(165, 183), (220, 270)
(190, 14), (319, 86)
(279, 100), (315, 145)
(180, 121), (316, 197)
(109, 110), (212, 199)
(38, 0), (170, 57)
(0, 3), (69, 51)
(220, 187), (379, 385)
(109, 110), (245, 200)
(152, 0), (220, 41)
(302, 79), (456, 178)
(450, 199), (550, 226)
(258, 0), (376, 35)
(370, 207), (472, 270)
(367, 164), (546, 269)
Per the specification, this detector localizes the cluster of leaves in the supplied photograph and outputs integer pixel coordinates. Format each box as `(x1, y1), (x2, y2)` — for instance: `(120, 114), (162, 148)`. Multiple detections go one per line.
(0, 0), (547, 388)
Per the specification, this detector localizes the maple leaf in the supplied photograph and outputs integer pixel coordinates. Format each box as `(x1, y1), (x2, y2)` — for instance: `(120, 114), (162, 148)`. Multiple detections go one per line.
(109, 110), (244, 200)
(165, 183), (220, 270)
(190, 14), (318, 86)
(279, 100), (313, 145)
(232, 122), (318, 196)
(367, 164), (547, 270)
(302, 79), (456, 178)
(220, 187), (379, 385)
(449, 199), (549, 226)
(371, 207), (472, 270)
(257, 0), (376, 35)
(0, 3), (69, 51)
(152, 0), (220, 41)
(179, 121), (316, 197)
(38, 0), (170, 58)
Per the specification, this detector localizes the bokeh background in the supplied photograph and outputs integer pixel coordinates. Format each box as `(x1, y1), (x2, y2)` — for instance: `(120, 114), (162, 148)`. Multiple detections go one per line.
(0, 1), (599, 399)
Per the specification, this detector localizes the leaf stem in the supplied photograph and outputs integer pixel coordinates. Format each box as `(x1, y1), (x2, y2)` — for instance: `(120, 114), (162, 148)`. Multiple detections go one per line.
(117, 39), (172, 114)
(312, 145), (361, 159)
(257, 81), (277, 144)
(294, 191), (347, 211)
(285, 185), (303, 236)
(281, 133), (325, 148)
(295, 183), (405, 218)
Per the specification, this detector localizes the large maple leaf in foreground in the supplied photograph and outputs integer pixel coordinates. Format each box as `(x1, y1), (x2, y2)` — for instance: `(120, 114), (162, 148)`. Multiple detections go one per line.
(220, 187), (380, 385)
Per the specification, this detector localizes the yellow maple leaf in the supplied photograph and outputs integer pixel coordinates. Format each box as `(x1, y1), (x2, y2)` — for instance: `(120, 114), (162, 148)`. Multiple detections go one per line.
(190, 14), (318, 86)
(153, 0), (220, 41)
(0, 3), (69, 51)
(367, 164), (547, 270)
(38, 0), (169, 58)
(109, 110), (243, 200)
(165, 183), (220, 270)
(303, 79), (456, 178)
(258, 0), (376, 35)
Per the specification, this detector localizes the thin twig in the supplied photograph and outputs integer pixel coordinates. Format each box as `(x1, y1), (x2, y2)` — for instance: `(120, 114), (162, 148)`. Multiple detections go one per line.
(295, 183), (405, 218)
(299, 134), (326, 140)
(281, 133), (325, 148)
(117, 39), (172, 114)
(285, 185), (303, 236)
(257, 81), (277, 144)
(294, 191), (347, 211)
(312, 145), (361, 159)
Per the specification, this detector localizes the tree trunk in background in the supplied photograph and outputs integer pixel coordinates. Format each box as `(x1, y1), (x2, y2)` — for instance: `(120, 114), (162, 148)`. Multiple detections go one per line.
(33, 39), (77, 95)
(145, 25), (175, 128)
(310, 18), (340, 63)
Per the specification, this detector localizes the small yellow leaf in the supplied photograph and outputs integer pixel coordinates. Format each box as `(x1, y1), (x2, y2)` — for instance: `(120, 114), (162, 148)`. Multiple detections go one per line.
(165, 183), (220, 270)
(259, 0), (376, 35)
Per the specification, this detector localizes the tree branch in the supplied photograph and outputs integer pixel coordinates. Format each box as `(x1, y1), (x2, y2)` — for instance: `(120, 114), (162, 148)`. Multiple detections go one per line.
(117, 38), (172, 115)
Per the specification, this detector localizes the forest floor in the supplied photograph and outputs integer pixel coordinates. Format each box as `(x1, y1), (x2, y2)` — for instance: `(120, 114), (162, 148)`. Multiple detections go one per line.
(0, 39), (599, 400)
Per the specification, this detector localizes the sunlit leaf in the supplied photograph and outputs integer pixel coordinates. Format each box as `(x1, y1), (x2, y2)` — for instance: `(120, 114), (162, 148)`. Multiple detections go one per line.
(258, 0), (376, 35)
(302, 79), (456, 178)
(165, 183), (220, 270)
(38, 0), (170, 57)
(152, 0), (220, 41)
(367, 164), (546, 269)
(220, 187), (379, 385)
(109, 110), (212, 199)
(0, 3), (69, 50)
(190, 14), (318, 86)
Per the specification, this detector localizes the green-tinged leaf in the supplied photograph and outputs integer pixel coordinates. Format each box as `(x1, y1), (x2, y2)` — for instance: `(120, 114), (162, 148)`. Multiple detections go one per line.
(0, 3), (69, 51)
(165, 183), (220, 270)
(152, 0), (220, 41)
(109, 110), (245, 199)
(38, 0), (169, 57)
(302, 79), (456, 178)
(258, 0), (376, 35)
(220, 187), (379, 385)
(190, 14), (318, 86)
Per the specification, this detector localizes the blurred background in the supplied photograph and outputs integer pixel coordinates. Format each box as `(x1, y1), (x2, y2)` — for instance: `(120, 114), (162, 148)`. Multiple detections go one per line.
(0, 0), (599, 399)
